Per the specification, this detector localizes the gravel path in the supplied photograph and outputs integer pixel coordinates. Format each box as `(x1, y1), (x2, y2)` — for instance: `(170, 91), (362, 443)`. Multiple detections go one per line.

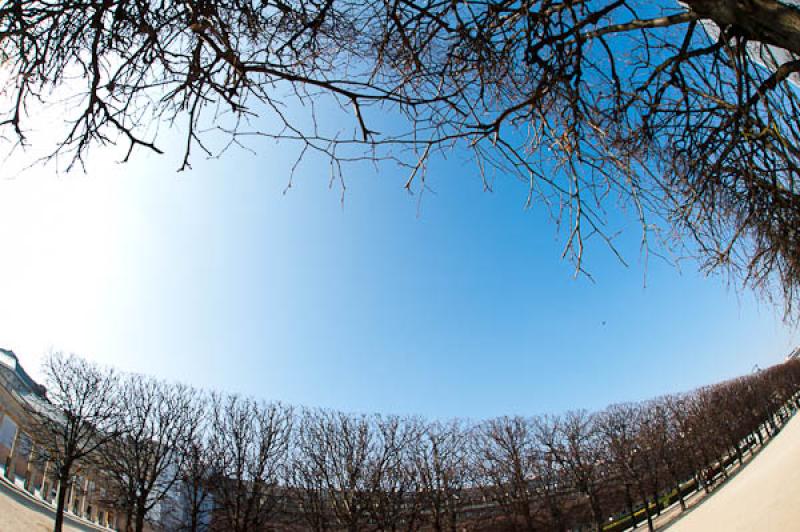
(0, 481), (98, 532)
(668, 412), (800, 531)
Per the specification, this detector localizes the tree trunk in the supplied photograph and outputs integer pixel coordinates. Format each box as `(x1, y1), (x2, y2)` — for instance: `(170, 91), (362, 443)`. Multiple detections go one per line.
(651, 487), (662, 516)
(623, 484), (636, 528)
(685, 0), (800, 55)
(548, 499), (567, 532)
(449, 508), (458, 532)
(588, 492), (603, 532)
(54, 475), (70, 532)
(643, 498), (654, 532)
(190, 506), (198, 532)
(135, 499), (146, 532)
(676, 481), (686, 511)
(522, 499), (536, 532)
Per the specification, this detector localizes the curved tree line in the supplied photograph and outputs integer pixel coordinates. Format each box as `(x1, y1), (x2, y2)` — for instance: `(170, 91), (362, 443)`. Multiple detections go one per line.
(26, 354), (800, 532)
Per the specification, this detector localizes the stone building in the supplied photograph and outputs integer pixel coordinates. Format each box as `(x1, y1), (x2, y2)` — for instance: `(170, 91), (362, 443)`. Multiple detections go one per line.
(0, 348), (120, 529)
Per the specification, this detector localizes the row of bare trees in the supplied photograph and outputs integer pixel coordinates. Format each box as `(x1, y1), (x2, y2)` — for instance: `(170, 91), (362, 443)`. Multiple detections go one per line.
(29, 355), (800, 532)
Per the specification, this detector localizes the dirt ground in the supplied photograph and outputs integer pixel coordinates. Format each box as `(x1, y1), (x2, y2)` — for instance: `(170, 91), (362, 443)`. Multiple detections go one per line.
(0, 482), (97, 532)
(668, 412), (800, 531)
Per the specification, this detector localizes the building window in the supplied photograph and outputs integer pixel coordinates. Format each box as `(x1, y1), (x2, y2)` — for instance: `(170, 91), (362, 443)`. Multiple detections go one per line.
(0, 415), (17, 449)
(16, 432), (32, 460)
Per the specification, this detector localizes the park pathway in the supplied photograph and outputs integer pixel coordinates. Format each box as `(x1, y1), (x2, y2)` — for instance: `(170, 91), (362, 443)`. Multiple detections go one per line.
(668, 411), (800, 531)
(0, 478), (101, 532)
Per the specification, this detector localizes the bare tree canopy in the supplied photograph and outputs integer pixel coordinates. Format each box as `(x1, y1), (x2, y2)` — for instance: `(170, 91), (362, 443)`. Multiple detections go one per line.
(27, 353), (121, 532)
(97, 376), (205, 532)
(206, 394), (292, 532)
(2, 0), (800, 311)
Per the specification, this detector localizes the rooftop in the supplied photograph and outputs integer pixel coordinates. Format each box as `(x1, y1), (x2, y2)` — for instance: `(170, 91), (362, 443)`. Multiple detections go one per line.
(0, 348), (47, 399)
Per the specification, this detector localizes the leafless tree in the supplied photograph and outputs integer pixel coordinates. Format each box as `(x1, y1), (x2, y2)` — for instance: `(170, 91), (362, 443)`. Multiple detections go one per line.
(597, 404), (654, 531)
(292, 410), (420, 531)
(633, 405), (669, 520)
(529, 418), (572, 532)
(206, 394), (293, 532)
(639, 398), (689, 512)
(3, 0), (800, 313)
(535, 411), (607, 532)
(473, 416), (542, 531)
(410, 419), (471, 532)
(26, 353), (122, 532)
(171, 395), (213, 532)
(98, 375), (205, 532)
(292, 410), (376, 531)
(708, 381), (756, 467)
(364, 416), (420, 531)
(664, 394), (711, 495)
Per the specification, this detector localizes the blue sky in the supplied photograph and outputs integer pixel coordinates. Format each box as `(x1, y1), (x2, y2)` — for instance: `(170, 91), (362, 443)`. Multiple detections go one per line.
(0, 122), (797, 421)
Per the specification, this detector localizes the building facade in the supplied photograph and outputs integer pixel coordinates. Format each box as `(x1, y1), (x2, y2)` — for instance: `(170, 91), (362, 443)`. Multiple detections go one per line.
(0, 348), (120, 529)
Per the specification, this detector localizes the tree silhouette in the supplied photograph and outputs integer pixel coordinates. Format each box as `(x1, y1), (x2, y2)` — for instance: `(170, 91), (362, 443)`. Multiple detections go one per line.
(27, 353), (121, 532)
(2, 0), (799, 310)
